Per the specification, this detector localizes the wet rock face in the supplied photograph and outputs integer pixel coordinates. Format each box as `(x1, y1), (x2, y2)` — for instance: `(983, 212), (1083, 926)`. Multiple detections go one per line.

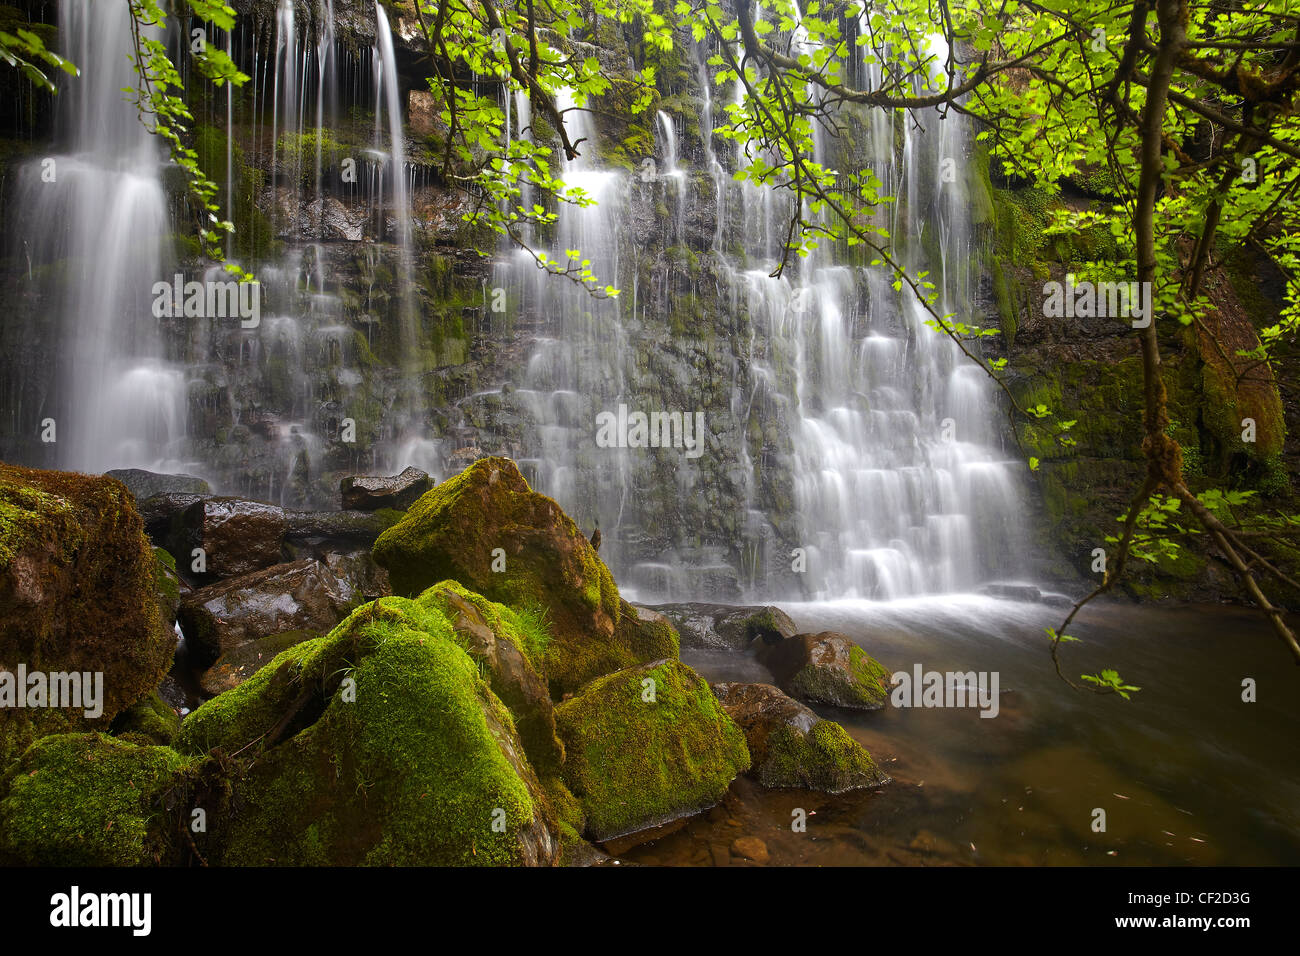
(177, 558), (358, 667)
(758, 631), (891, 710)
(198, 629), (318, 697)
(105, 468), (211, 501)
(339, 466), (432, 511)
(0, 465), (176, 765)
(177, 497), (288, 580)
(712, 681), (888, 793)
(137, 492), (208, 545)
(652, 603), (798, 650)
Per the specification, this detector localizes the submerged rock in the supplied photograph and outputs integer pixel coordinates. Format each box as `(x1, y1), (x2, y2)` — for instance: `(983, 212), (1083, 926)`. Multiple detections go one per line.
(177, 558), (358, 667)
(0, 733), (192, 866)
(652, 602), (798, 650)
(339, 466), (432, 511)
(0, 464), (176, 765)
(554, 659), (750, 843)
(176, 597), (560, 866)
(373, 457), (661, 695)
(713, 682), (889, 792)
(759, 632), (891, 710)
(176, 496), (287, 580)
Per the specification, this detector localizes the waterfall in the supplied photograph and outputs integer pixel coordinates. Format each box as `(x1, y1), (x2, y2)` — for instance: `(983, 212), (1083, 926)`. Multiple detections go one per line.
(1, 7), (1024, 599)
(493, 88), (632, 563)
(11, 0), (185, 472)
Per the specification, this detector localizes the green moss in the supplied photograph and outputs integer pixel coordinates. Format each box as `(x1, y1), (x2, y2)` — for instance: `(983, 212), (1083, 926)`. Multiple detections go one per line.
(0, 733), (192, 866)
(760, 720), (884, 792)
(111, 690), (181, 747)
(372, 457), (640, 696)
(786, 643), (891, 709)
(420, 578), (551, 670)
(555, 659), (750, 841)
(179, 597), (552, 865)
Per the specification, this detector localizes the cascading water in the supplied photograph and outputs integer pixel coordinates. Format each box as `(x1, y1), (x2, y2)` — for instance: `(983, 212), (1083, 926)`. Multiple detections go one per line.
(490, 88), (634, 565)
(12, 0), (186, 472)
(2, 4), (1024, 600)
(705, 21), (1022, 599)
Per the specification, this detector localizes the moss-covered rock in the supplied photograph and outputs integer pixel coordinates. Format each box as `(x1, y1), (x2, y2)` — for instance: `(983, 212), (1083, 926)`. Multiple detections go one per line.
(421, 580), (564, 776)
(759, 632), (891, 710)
(712, 681), (888, 792)
(555, 659), (750, 842)
(176, 596), (559, 865)
(372, 457), (661, 695)
(110, 689), (182, 746)
(0, 733), (192, 866)
(0, 465), (175, 766)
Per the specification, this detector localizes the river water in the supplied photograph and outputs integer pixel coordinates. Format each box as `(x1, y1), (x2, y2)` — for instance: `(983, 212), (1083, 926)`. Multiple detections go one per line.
(626, 598), (1300, 866)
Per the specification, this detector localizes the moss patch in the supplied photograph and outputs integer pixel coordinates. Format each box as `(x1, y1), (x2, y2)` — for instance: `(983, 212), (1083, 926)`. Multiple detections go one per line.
(555, 659), (749, 841)
(0, 733), (192, 866)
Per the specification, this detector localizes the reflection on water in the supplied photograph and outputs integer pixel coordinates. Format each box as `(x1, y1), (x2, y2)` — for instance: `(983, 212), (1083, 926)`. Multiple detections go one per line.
(624, 598), (1300, 866)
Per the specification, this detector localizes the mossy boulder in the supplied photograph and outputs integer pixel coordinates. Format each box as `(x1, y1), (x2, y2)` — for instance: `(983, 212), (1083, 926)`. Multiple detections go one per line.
(713, 682), (889, 792)
(0, 464), (175, 766)
(110, 689), (182, 746)
(0, 733), (192, 866)
(420, 581), (564, 776)
(554, 659), (750, 842)
(372, 457), (660, 695)
(176, 597), (559, 866)
(759, 632), (891, 710)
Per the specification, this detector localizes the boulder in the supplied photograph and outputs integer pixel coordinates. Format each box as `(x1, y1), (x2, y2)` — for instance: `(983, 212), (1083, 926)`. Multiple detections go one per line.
(758, 632), (891, 710)
(652, 602), (798, 650)
(137, 491), (207, 544)
(712, 682), (889, 792)
(0, 464), (176, 765)
(321, 550), (391, 604)
(176, 496), (287, 580)
(175, 597), (560, 866)
(105, 468), (211, 501)
(177, 558), (358, 668)
(339, 466), (432, 511)
(198, 629), (319, 697)
(617, 601), (681, 661)
(421, 581), (564, 777)
(285, 509), (401, 544)
(372, 457), (655, 695)
(0, 733), (192, 866)
(554, 659), (750, 843)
